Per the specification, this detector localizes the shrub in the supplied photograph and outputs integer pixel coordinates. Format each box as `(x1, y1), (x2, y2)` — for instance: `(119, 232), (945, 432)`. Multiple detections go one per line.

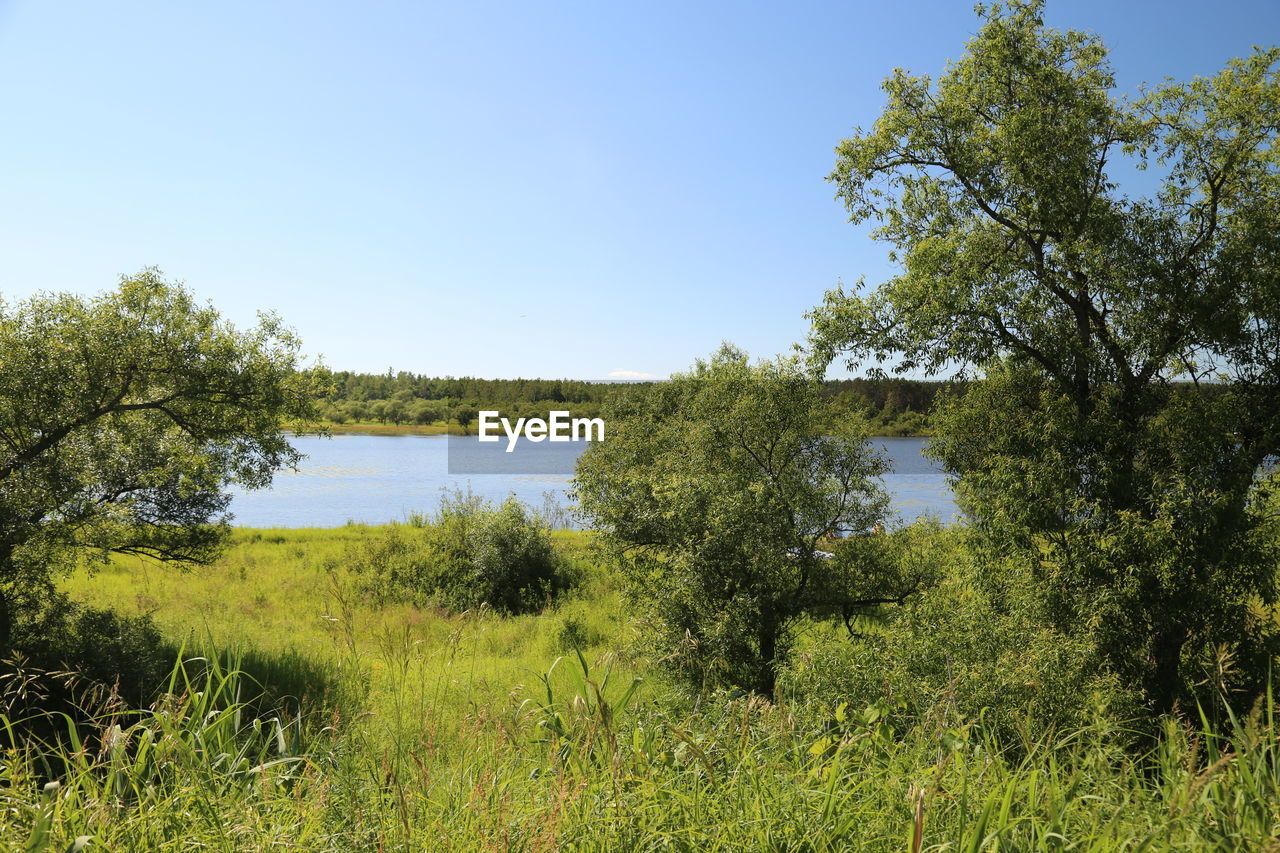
(1, 594), (176, 749)
(348, 492), (569, 614)
(7, 594), (174, 709)
(553, 598), (611, 652)
(782, 531), (1140, 740)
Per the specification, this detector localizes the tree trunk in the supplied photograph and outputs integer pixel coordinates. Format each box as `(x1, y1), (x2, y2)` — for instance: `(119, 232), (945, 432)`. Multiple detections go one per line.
(1148, 622), (1188, 716)
(0, 585), (11, 653)
(0, 546), (12, 652)
(756, 615), (777, 697)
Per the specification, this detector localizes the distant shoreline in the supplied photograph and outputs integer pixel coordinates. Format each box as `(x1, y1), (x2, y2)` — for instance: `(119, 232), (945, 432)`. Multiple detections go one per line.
(290, 421), (931, 439)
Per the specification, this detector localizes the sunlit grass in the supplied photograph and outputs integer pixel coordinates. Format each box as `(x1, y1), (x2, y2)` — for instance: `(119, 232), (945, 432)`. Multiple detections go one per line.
(3, 528), (1272, 849)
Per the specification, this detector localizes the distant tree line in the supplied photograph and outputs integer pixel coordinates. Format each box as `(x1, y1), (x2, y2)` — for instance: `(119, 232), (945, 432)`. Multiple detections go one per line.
(315, 372), (629, 428)
(315, 371), (960, 433)
(316, 372), (1231, 442)
(820, 378), (966, 436)
(327, 371), (625, 405)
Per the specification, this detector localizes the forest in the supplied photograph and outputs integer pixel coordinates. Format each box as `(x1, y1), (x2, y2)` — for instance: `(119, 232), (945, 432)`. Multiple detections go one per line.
(313, 370), (952, 437)
(1, 2), (1278, 849)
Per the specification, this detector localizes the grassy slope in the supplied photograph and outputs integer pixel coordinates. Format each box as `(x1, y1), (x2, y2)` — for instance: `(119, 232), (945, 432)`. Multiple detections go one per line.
(3, 528), (1273, 850)
(61, 527), (636, 737)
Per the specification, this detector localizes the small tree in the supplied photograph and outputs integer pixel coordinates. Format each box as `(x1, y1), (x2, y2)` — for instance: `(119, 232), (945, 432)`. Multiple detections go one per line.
(385, 398), (407, 425)
(0, 270), (324, 646)
(453, 405), (476, 434)
(575, 344), (913, 695)
(409, 400), (434, 426)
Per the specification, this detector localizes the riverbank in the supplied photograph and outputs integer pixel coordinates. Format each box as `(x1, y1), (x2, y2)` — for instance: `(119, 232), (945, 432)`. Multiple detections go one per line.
(297, 419), (933, 438)
(308, 420), (456, 436)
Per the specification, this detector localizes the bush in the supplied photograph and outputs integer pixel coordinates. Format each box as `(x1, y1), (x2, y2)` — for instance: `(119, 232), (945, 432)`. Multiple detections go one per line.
(1, 594), (176, 749)
(7, 593), (174, 709)
(349, 492), (570, 614)
(435, 492), (560, 612)
(782, 528), (1139, 741)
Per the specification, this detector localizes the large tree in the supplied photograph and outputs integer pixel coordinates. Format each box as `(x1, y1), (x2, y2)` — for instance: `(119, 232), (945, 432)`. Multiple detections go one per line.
(808, 1), (1280, 714)
(574, 344), (917, 695)
(0, 270), (325, 644)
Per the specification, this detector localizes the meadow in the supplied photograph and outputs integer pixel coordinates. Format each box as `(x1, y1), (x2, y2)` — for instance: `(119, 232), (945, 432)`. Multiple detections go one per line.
(0, 525), (1275, 851)
(4, 4), (1277, 849)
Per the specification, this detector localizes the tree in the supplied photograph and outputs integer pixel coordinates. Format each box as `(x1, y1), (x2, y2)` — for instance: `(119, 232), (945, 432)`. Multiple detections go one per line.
(574, 344), (916, 695)
(0, 270), (325, 646)
(321, 402), (348, 425)
(453, 405), (476, 434)
(409, 400), (433, 426)
(807, 1), (1280, 714)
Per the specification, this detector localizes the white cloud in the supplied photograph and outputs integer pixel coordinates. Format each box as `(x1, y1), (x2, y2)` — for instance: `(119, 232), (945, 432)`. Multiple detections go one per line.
(607, 369), (657, 380)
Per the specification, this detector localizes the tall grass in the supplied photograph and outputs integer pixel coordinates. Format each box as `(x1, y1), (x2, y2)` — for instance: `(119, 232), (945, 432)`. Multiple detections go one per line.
(11, 528), (1276, 850)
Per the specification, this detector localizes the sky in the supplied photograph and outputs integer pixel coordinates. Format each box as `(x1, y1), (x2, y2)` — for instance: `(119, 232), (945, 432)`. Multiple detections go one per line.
(0, 1), (1276, 379)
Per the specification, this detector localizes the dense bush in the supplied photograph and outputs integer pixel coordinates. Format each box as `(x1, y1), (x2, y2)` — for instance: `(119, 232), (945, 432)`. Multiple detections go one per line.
(348, 492), (570, 614)
(6, 594), (173, 707)
(1, 594), (175, 749)
(783, 526), (1139, 739)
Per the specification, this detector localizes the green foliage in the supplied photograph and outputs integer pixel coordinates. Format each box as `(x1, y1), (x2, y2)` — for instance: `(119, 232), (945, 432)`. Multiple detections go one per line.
(785, 525), (1138, 741)
(929, 368), (1280, 713)
(348, 492), (568, 614)
(326, 371), (625, 407)
(521, 649), (643, 772)
(317, 371), (948, 437)
(7, 596), (173, 708)
(0, 269), (326, 646)
(451, 404), (476, 432)
(0, 596), (176, 752)
(5, 651), (319, 852)
(807, 0), (1280, 714)
(443, 492), (560, 612)
(553, 604), (609, 653)
(2, 595), (341, 753)
(820, 377), (957, 436)
(575, 344), (917, 695)
(4, 526), (1280, 848)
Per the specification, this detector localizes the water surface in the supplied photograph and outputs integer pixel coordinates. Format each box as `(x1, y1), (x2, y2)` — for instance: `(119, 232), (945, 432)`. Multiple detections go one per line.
(228, 435), (958, 527)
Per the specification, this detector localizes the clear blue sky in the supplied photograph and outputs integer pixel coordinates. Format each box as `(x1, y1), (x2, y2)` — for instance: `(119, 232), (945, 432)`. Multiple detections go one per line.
(1, 1), (1275, 379)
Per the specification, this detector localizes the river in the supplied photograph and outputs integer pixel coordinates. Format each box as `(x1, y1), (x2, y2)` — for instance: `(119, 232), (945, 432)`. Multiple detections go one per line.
(227, 434), (958, 528)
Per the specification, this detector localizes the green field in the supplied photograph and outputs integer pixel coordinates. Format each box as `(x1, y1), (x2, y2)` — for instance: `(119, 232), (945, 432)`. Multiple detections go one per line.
(0, 526), (1269, 850)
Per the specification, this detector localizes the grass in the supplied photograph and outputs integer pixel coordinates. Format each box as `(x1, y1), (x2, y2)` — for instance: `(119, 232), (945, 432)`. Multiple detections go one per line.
(0, 528), (1274, 849)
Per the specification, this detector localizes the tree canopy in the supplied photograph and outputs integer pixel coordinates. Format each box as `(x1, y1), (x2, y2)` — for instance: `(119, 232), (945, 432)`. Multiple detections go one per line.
(575, 344), (918, 694)
(807, 0), (1280, 713)
(0, 270), (325, 644)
